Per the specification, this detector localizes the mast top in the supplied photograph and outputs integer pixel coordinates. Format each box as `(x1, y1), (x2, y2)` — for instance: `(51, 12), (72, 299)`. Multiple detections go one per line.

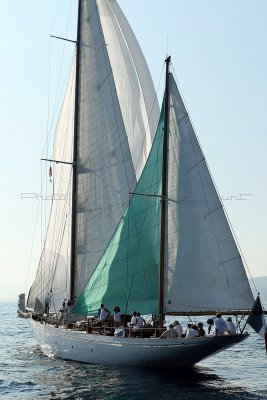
(165, 55), (171, 64)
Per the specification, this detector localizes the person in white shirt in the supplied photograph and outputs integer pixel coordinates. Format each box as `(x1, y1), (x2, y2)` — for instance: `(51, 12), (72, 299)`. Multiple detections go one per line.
(226, 317), (237, 335)
(113, 306), (122, 327)
(99, 303), (110, 326)
(59, 301), (68, 321)
(130, 311), (137, 325)
(132, 312), (146, 337)
(159, 324), (179, 339)
(173, 321), (183, 337)
(136, 312), (146, 327)
(129, 311), (137, 337)
(185, 323), (199, 338)
(214, 313), (230, 336)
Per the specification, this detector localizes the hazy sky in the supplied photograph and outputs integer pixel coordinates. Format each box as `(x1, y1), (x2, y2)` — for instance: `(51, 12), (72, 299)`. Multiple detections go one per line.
(1, 0), (266, 302)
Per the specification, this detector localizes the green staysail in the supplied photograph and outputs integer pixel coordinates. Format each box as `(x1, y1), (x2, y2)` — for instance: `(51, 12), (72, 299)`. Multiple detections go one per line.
(72, 105), (164, 316)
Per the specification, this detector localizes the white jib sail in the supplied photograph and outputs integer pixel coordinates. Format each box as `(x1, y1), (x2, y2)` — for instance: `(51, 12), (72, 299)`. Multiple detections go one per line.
(164, 74), (254, 313)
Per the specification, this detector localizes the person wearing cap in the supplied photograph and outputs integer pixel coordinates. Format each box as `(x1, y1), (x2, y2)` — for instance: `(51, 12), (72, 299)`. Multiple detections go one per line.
(226, 317), (237, 335)
(159, 324), (179, 339)
(214, 313), (230, 336)
(173, 321), (183, 337)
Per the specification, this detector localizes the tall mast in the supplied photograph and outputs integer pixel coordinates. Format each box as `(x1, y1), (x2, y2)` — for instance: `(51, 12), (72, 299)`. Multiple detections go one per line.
(70, 0), (82, 302)
(158, 56), (171, 324)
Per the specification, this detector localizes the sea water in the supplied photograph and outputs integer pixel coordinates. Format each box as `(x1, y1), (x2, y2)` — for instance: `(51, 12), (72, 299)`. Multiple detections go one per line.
(0, 302), (266, 400)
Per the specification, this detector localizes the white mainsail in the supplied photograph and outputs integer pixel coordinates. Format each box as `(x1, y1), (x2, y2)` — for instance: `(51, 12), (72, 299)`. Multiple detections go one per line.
(28, 0), (160, 308)
(164, 74), (254, 313)
(74, 0), (159, 298)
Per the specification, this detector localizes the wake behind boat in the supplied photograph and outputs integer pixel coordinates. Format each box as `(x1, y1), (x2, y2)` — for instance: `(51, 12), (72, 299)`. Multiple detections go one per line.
(22, 0), (266, 367)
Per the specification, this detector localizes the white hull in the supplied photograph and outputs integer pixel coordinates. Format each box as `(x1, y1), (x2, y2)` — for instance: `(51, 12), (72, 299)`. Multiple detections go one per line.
(30, 320), (248, 368)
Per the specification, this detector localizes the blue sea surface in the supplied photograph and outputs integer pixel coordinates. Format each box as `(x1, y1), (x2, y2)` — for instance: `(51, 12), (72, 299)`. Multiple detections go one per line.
(0, 302), (266, 399)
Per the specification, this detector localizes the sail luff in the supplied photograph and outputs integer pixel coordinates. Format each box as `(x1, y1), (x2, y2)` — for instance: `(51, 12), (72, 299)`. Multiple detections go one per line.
(70, 0), (82, 303)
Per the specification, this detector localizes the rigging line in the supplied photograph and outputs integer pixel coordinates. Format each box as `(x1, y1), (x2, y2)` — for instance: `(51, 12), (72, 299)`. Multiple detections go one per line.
(124, 194), (132, 315)
(41, 53), (75, 160)
(49, 213), (69, 292)
(24, 197), (42, 296)
(49, 0), (73, 132)
(39, 50), (75, 249)
(45, 1), (76, 162)
(47, 171), (72, 288)
(50, 0), (64, 34)
(31, 114), (73, 304)
(40, 161), (44, 301)
(42, 0), (75, 160)
(39, 159), (72, 293)
(44, 75), (74, 278)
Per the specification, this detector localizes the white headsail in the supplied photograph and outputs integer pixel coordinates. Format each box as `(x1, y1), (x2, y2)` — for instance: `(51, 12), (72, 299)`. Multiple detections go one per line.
(164, 74), (254, 313)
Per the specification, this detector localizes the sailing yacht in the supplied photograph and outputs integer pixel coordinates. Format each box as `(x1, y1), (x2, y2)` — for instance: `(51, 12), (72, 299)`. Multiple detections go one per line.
(25, 0), (266, 368)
